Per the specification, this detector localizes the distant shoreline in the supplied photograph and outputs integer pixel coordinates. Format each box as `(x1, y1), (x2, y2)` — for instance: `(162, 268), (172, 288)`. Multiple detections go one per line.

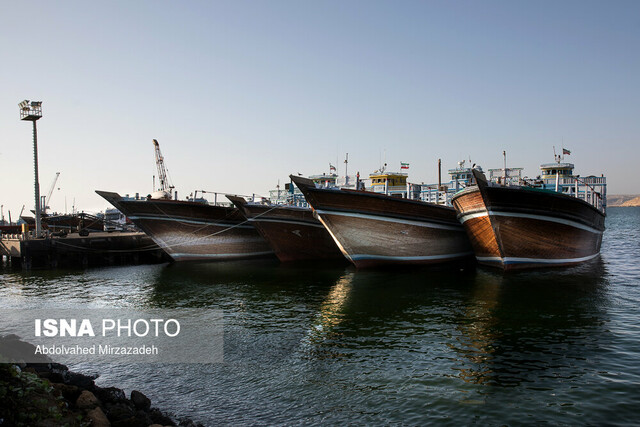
(608, 194), (640, 207)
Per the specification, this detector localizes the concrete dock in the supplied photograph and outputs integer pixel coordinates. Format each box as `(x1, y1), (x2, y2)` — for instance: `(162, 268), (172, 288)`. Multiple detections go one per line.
(0, 231), (169, 269)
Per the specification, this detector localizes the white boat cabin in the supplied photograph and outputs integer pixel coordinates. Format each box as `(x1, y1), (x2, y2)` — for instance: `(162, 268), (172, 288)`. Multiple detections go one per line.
(488, 160), (607, 213)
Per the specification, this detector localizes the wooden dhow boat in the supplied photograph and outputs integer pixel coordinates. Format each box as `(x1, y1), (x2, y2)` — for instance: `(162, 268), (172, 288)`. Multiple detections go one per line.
(96, 139), (273, 262)
(226, 195), (344, 262)
(290, 174), (473, 268)
(96, 191), (274, 262)
(451, 156), (606, 270)
(20, 212), (105, 233)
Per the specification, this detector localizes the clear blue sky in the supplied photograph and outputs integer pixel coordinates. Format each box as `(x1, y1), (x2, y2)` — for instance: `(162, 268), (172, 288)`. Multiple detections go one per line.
(1, 0), (638, 216)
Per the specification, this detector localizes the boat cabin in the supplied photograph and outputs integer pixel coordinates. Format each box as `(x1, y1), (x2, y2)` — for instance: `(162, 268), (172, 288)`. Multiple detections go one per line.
(448, 163), (483, 191)
(487, 167), (524, 186)
(416, 163), (482, 205)
(540, 162), (574, 179)
(309, 173), (339, 188)
(369, 172), (408, 197)
(537, 161), (607, 211)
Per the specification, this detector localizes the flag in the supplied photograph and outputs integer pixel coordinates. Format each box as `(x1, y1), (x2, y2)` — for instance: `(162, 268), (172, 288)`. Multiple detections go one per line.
(329, 163), (336, 172)
(563, 148), (571, 155)
(401, 162), (409, 170)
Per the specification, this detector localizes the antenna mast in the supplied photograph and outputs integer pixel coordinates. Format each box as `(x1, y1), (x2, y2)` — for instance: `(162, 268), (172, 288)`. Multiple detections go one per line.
(344, 153), (349, 178)
(503, 151), (507, 184)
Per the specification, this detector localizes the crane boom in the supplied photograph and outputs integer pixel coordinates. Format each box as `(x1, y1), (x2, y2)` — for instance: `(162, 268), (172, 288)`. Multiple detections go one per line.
(152, 139), (174, 199)
(43, 172), (60, 214)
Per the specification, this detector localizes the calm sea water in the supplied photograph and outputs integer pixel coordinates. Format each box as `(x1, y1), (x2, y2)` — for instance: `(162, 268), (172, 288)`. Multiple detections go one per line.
(2, 207), (640, 425)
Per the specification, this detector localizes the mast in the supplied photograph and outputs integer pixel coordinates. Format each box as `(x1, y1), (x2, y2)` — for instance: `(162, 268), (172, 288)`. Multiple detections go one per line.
(438, 158), (442, 205)
(503, 150), (507, 184)
(344, 153), (349, 178)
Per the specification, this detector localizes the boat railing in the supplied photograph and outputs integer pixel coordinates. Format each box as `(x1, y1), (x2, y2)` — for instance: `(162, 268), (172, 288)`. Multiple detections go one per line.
(264, 191), (309, 208)
(369, 185), (408, 195)
(284, 193), (309, 208)
(419, 188), (452, 205)
(537, 175), (607, 213)
(190, 190), (265, 207)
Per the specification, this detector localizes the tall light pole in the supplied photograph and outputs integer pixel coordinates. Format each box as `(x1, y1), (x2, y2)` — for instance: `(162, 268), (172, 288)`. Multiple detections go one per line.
(19, 100), (43, 238)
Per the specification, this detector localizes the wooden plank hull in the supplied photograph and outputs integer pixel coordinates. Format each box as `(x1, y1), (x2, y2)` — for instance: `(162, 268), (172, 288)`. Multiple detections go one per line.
(21, 214), (104, 233)
(290, 177), (473, 268)
(96, 191), (274, 262)
(227, 197), (344, 262)
(452, 183), (605, 270)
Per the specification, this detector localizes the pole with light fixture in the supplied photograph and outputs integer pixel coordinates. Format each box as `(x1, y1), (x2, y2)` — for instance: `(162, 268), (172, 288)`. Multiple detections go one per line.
(19, 100), (43, 238)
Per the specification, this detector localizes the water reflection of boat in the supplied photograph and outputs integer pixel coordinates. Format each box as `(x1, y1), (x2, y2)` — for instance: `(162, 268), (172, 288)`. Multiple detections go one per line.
(291, 175), (473, 268)
(96, 191), (273, 261)
(226, 195), (345, 262)
(451, 260), (607, 387)
(301, 271), (354, 352)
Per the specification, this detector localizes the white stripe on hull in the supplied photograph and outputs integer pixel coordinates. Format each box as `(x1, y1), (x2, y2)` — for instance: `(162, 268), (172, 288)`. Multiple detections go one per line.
(129, 215), (254, 229)
(315, 209), (464, 231)
(350, 252), (473, 261)
(314, 212), (471, 265)
(458, 210), (602, 234)
(248, 218), (325, 229)
(476, 253), (600, 265)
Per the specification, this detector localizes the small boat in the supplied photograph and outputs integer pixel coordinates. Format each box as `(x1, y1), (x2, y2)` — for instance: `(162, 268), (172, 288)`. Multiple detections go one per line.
(290, 174), (474, 268)
(96, 191), (274, 261)
(226, 195), (344, 262)
(451, 156), (606, 270)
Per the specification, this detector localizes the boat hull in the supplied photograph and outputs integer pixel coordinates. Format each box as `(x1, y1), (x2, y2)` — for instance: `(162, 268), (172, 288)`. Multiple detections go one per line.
(96, 191), (273, 262)
(21, 214), (104, 233)
(452, 184), (605, 270)
(227, 197), (344, 262)
(290, 177), (473, 268)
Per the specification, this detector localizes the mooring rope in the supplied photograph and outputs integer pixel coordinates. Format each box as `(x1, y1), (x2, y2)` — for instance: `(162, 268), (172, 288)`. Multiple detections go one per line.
(40, 202), (287, 254)
(147, 203), (284, 251)
(47, 238), (162, 253)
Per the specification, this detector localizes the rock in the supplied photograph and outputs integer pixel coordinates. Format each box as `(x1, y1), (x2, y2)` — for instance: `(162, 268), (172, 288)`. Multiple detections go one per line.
(40, 370), (65, 383)
(178, 419), (203, 427)
(149, 408), (176, 426)
(148, 424), (164, 427)
(131, 390), (151, 411)
(108, 411), (152, 427)
(95, 386), (127, 404)
(65, 370), (96, 388)
(110, 416), (139, 427)
(29, 362), (54, 374)
(106, 402), (135, 422)
(49, 361), (70, 373)
(52, 382), (81, 402)
(87, 406), (111, 427)
(76, 389), (101, 409)
(133, 410), (153, 426)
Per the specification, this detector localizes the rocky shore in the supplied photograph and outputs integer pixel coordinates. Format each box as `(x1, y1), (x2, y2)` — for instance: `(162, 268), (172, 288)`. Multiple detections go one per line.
(0, 336), (203, 427)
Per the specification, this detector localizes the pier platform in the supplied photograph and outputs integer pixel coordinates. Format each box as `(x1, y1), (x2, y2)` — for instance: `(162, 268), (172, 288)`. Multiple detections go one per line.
(0, 231), (169, 270)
